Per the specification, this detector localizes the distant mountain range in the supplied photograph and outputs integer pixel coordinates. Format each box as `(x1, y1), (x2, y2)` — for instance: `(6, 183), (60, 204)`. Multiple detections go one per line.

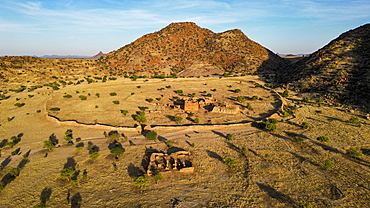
(0, 52), (105, 59)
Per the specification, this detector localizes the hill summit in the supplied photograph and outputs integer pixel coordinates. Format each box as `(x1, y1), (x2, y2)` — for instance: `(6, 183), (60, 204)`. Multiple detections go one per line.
(279, 23), (370, 109)
(97, 22), (285, 76)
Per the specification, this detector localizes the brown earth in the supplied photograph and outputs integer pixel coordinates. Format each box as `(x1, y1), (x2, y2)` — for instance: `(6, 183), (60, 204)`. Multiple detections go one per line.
(1, 75), (370, 207)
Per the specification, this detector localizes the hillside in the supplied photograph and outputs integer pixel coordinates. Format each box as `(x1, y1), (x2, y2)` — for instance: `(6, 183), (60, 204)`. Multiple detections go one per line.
(97, 22), (286, 77)
(279, 24), (370, 109)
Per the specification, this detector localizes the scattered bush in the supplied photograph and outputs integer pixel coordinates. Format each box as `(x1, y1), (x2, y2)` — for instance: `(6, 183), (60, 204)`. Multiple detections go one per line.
(194, 118), (200, 123)
(334, 102), (340, 107)
(14, 103), (25, 107)
(302, 97), (310, 102)
(267, 118), (278, 124)
(74, 147), (84, 152)
(174, 116), (183, 123)
(176, 90), (183, 94)
(346, 147), (361, 157)
(70, 179), (79, 188)
(281, 90), (289, 98)
(113, 100), (120, 104)
(266, 123), (277, 132)
(348, 116), (360, 123)
(9, 167), (21, 177)
(79, 95), (87, 100)
(317, 136), (329, 142)
(188, 112), (194, 117)
(110, 92), (117, 96)
(265, 154), (271, 159)
(165, 140), (174, 148)
(235, 89), (241, 93)
(153, 173), (164, 183)
(89, 152), (101, 162)
(95, 93), (100, 98)
(121, 110), (129, 115)
(147, 98), (153, 103)
(246, 103), (253, 110)
(224, 158), (237, 167)
(133, 176), (150, 188)
(109, 132), (120, 140)
(293, 137), (304, 143)
(110, 147), (125, 155)
(251, 96), (258, 100)
(63, 94), (72, 98)
(6, 142), (15, 148)
(43, 140), (55, 150)
(146, 131), (157, 141)
(66, 141), (73, 146)
(135, 115), (146, 123)
(264, 83), (273, 88)
(60, 168), (75, 180)
(316, 98), (324, 104)
(299, 202), (313, 208)
(323, 159), (333, 170)
(226, 134), (233, 140)
(156, 97), (161, 101)
(301, 122), (309, 129)
(236, 96), (245, 102)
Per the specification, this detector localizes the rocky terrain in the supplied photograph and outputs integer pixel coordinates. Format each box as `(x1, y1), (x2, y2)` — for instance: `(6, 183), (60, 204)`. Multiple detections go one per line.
(97, 22), (286, 77)
(279, 23), (370, 110)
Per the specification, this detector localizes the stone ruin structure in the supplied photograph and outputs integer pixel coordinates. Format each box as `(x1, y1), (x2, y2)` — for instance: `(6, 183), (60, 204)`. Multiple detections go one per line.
(146, 150), (194, 176)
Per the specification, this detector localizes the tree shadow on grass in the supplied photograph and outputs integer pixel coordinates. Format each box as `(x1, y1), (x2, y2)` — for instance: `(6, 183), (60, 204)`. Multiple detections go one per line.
(75, 142), (84, 148)
(127, 163), (144, 178)
(211, 130), (227, 139)
(17, 159), (29, 169)
(40, 187), (52, 204)
(1, 156), (11, 169)
(63, 157), (77, 171)
(0, 139), (7, 148)
(71, 192), (82, 208)
(206, 150), (223, 162)
(256, 182), (296, 206)
(108, 141), (122, 150)
(87, 141), (99, 154)
(157, 136), (167, 142)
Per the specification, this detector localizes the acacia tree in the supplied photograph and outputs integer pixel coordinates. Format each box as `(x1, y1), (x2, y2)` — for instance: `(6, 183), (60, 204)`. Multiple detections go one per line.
(43, 140), (55, 151)
(110, 147), (125, 156)
(89, 152), (101, 162)
(60, 168), (75, 181)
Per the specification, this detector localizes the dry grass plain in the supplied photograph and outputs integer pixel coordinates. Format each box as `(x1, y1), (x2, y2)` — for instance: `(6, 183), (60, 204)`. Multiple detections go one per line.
(1, 76), (370, 207)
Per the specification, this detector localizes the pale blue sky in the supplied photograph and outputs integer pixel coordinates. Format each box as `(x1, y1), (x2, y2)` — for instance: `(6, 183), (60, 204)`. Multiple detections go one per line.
(1, 0), (369, 56)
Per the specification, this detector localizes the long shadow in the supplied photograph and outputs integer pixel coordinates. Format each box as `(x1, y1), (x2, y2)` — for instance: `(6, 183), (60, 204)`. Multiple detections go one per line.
(1, 173), (16, 186)
(63, 157), (77, 171)
(1, 156), (11, 169)
(361, 148), (370, 156)
(167, 147), (186, 155)
(18, 159), (29, 168)
(270, 133), (290, 141)
(40, 187), (52, 204)
(224, 141), (245, 156)
(283, 131), (310, 140)
(185, 141), (193, 147)
(289, 152), (321, 168)
(313, 141), (341, 154)
(141, 148), (161, 172)
(157, 136), (167, 142)
(256, 182), (296, 207)
(49, 133), (58, 145)
(71, 192), (82, 208)
(211, 130), (227, 139)
(108, 141), (122, 150)
(127, 163), (144, 178)
(206, 150), (223, 162)
(76, 142), (84, 148)
(87, 141), (99, 154)
(0, 139), (7, 148)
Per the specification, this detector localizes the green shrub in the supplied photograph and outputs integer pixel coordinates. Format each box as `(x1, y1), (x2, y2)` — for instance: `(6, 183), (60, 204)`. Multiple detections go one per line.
(63, 94), (72, 98)
(194, 118), (200, 123)
(348, 116), (359, 123)
(264, 83), (273, 88)
(224, 158), (237, 167)
(301, 122), (309, 129)
(241, 146), (247, 155)
(281, 90), (289, 98)
(267, 118), (278, 124)
(146, 131), (157, 141)
(74, 147), (83, 152)
(293, 137), (304, 143)
(135, 115), (146, 123)
(334, 102), (340, 107)
(265, 153), (271, 159)
(138, 111), (145, 116)
(36, 110), (41, 113)
(76, 138), (81, 142)
(109, 132), (120, 140)
(302, 97), (310, 102)
(70, 179), (78, 188)
(121, 110), (129, 115)
(251, 96), (258, 100)
(266, 123), (277, 132)
(176, 90), (183, 94)
(137, 85), (141, 88)
(153, 173), (164, 183)
(133, 176), (150, 188)
(323, 159), (333, 170)
(49, 107), (60, 111)
(14, 103), (24, 107)
(89, 152), (101, 162)
(95, 93), (100, 98)
(11, 150), (18, 156)
(346, 147), (361, 157)
(113, 100), (120, 104)
(282, 111), (289, 117)
(299, 202), (313, 208)
(110, 147), (125, 155)
(165, 140), (174, 148)
(156, 97), (161, 101)
(246, 103), (253, 110)
(0, 182), (5, 192)
(316, 98), (324, 104)
(226, 134), (233, 140)
(110, 92), (117, 96)
(6, 142), (15, 148)
(235, 89), (241, 93)
(60, 168), (75, 180)
(175, 116), (183, 123)
(188, 112), (194, 117)
(9, 167), (21, 177)
(64, 136), (72, 142)
(66, 142), (73, 146)
(317, 136), (329, 142)
(147, 98), (153, 103)
(43, 140), (55, 150)
(236, 96), (245, 103)
(79, 95), (87, 100)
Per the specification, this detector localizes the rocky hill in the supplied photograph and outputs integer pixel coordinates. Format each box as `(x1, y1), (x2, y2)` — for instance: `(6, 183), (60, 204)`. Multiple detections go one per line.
(279, 23), (370, 109)
(97, 22), (286, 77)
(90, 51), (105, 60)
